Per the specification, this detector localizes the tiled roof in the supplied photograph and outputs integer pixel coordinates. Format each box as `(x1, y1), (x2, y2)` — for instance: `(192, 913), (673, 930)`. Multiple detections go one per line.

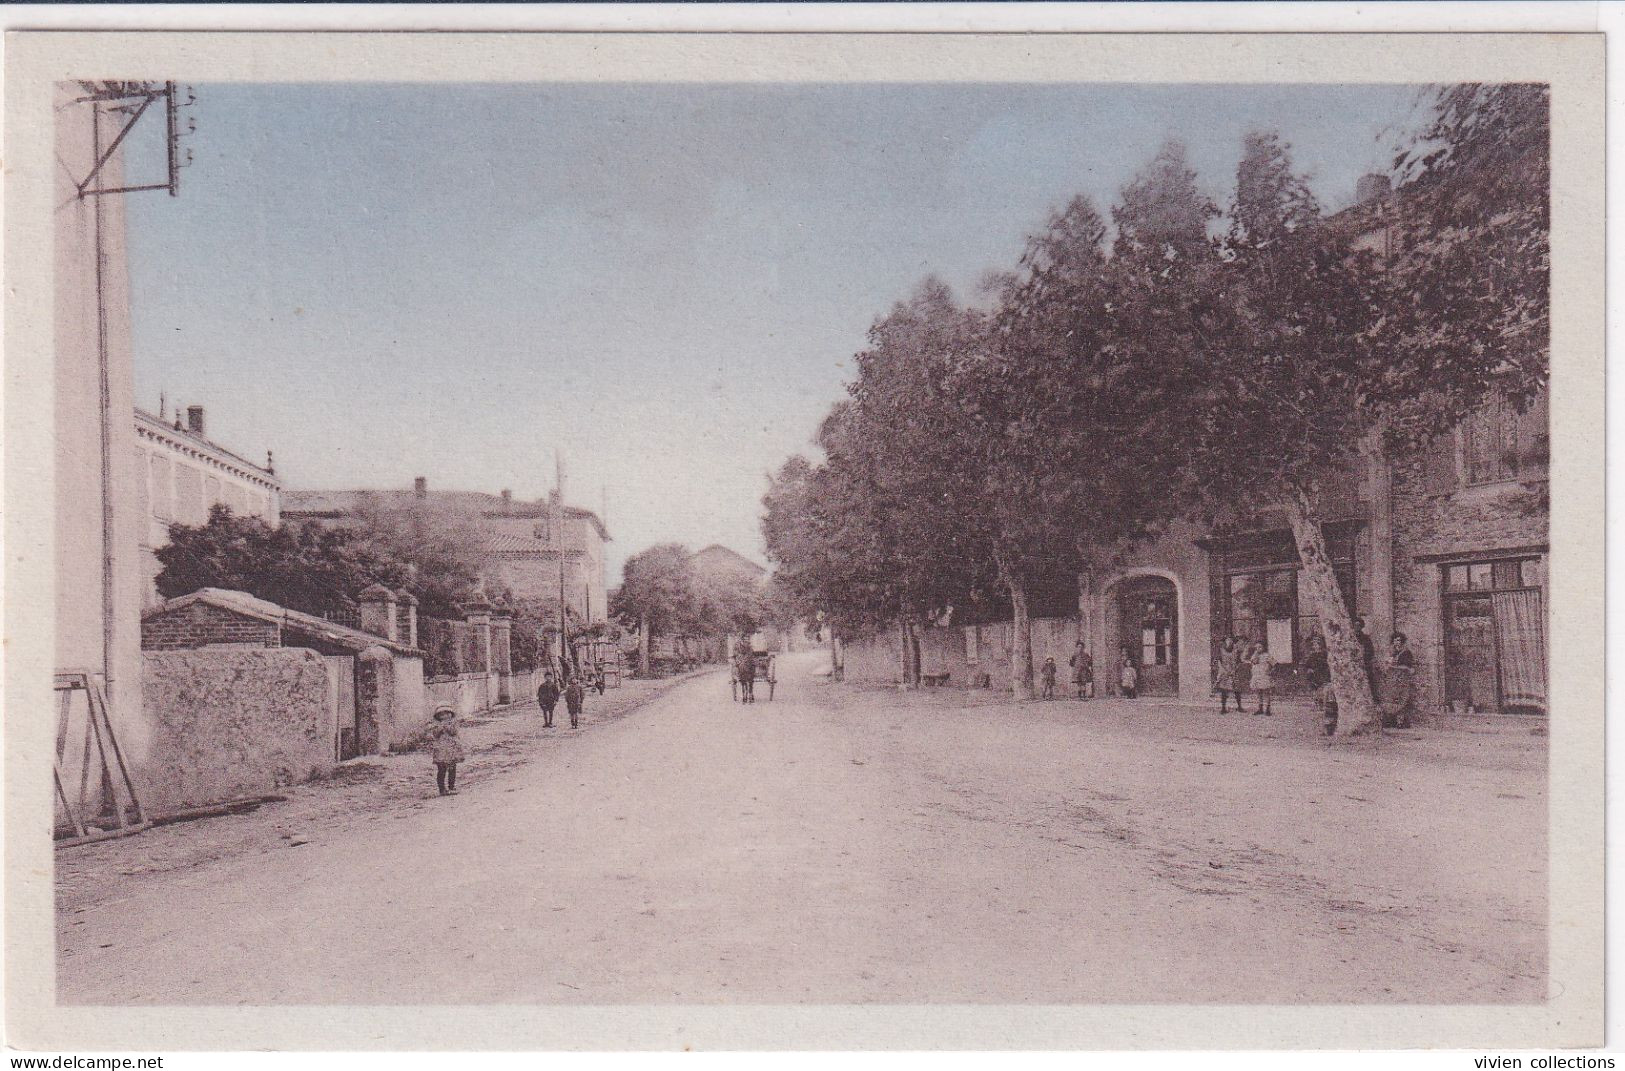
(143, 588), (422, 656)
(280, 488), (610, 540)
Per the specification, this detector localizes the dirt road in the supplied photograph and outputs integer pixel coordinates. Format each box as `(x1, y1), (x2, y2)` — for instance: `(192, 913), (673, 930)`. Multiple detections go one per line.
(57, 652), (1545, 1004)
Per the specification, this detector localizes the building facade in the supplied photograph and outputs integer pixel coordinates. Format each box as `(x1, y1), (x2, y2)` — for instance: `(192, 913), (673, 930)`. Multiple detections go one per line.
(282, 479), (610, 626)
(134, 404), (282, 606)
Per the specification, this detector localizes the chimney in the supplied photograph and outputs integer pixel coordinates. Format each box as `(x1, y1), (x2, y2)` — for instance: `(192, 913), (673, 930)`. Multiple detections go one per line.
(413, 476), (427, 498)
(501, 488), (513, 506)
(186, 405), (205, 436)
(1355, 173), (1393, 206)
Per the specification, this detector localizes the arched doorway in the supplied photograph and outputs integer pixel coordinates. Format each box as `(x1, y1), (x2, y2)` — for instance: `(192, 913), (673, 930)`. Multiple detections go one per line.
(1112, 575), (1179, 696)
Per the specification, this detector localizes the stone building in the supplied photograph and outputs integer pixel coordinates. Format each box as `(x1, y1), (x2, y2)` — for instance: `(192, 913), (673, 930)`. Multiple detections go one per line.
(281, 479), (610, 626)
(134, 403), (281, 606)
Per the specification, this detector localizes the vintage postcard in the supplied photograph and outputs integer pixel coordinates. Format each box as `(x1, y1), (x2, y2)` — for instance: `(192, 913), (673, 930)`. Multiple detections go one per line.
(4, 28), (1604, 1052)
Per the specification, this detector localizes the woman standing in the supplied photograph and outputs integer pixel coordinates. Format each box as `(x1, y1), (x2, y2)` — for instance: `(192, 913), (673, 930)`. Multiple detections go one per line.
(1303, 633), (1333, 735)
(1247, 642), (1275, 716)
(1214, 635), (1244, 715)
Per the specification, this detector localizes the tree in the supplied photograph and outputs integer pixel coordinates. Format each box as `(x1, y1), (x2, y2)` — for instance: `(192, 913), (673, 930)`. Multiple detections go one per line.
(763, 280), (997, 687)
(156, 505), (408, 617)
(611, 543), (699, 676)
(343, 498), (488, 620)
(1170, 130), (1391, 734)
(964, 197), (1132, 696)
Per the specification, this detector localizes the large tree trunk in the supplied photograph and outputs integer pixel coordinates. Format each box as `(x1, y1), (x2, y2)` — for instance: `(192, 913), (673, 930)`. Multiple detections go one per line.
(1280, 484), (1381, 736)
(1010, 580), (1035, 700)
(638, 615), (650, 678)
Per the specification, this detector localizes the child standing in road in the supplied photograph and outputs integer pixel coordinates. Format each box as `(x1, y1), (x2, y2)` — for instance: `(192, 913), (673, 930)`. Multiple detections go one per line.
(565, 675), (585, 729)
(1040, 656), (1057, 700)
(1118, 648), (1139, 700)
(427, 706), (466, 796)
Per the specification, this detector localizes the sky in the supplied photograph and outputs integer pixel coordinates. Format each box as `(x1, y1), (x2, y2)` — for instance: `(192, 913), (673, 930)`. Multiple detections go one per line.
(123, 82), (1425, 583)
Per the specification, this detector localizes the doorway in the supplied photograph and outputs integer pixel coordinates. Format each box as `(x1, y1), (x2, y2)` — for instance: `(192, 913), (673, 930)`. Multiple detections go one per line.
(1115, 576), (1178, 696)
(325, 655), (360, 760)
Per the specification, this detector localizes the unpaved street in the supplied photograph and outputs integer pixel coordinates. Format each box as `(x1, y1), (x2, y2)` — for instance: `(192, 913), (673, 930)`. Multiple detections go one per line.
(58, 652), (1545, 1004)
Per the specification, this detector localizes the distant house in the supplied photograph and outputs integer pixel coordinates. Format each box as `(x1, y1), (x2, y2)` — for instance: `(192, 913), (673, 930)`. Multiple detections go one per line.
(134, 404), (281, 607)
(687, 544), (817, 653)
(282, 478), (610, 626)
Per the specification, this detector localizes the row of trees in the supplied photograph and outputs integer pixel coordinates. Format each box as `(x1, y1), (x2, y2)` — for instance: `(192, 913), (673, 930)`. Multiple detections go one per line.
(762, 85), (1548, 735)
(609, 543), (785, 675)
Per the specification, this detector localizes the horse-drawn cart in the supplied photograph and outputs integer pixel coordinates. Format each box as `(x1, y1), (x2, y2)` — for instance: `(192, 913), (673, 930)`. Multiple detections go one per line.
(732, 651), (777, 703)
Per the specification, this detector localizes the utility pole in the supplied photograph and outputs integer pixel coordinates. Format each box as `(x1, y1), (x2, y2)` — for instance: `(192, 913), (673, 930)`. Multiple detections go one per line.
(555, 449), (568, 676)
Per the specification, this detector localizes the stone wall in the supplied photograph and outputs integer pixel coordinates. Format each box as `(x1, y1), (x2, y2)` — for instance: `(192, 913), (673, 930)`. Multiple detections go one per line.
(141, 601), (281, 650)
(139, 648), (335, 813)
(843, 615), (1083, 693)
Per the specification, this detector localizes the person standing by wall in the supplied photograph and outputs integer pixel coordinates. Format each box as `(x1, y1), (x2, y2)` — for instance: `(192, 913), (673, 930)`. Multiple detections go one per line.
(1040, 656), (1057, 700)
(1355, 616), (1378, 695)
(1214, 635), (1245, 715)
(1385, 631), (1417, 729)
(1304, 632), (1333, 734)
(1069, 641), (1094, 700)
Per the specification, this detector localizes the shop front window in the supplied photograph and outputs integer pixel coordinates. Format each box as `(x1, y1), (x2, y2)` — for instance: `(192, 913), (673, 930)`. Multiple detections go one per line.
(1225, 560), (1355, 665)
(1442, 556), (1546, 714)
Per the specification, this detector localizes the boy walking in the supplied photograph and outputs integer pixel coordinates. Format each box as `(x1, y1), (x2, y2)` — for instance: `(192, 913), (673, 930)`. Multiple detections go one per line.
(1040, 656), (1058, 700)
(565, 675), (585, 729)
(536, 671), (561, 729)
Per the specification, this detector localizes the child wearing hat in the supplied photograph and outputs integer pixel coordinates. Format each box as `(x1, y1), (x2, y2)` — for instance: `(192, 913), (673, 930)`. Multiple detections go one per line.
(427, 706), (466, 795)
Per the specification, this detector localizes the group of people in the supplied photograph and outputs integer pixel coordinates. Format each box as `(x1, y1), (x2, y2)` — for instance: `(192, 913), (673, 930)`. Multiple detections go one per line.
(1212, 636), (1281, 716)
(1035, 643), (1143, 701)
(1233, 616), (1416, 735)
(422, 660), (603, 798)
(1029, 617), (1418, 734)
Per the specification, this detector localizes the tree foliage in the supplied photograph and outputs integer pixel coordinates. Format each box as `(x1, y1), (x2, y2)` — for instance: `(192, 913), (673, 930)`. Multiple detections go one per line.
(156, 505), (412, 618)
(766, 86), (1547, 724)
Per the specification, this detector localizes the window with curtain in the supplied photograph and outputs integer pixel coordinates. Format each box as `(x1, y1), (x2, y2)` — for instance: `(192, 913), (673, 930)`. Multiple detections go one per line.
(1442, 556), (1545, 713)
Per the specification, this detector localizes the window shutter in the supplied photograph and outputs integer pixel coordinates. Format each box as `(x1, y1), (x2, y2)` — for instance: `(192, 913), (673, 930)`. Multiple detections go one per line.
(1516, 391), (1550, 476)
(1417, 431), (1460, 494)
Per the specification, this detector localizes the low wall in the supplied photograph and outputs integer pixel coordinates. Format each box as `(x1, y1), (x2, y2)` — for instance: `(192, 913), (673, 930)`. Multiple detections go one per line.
(389, 655), (425, 750)
(843, 616), (1085, 693)
(426, 672), (494, 719)
(139, 647), (335, 813)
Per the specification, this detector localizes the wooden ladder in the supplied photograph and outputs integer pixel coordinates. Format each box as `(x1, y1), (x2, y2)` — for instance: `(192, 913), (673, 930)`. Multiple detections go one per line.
(54, 672), (148, 846)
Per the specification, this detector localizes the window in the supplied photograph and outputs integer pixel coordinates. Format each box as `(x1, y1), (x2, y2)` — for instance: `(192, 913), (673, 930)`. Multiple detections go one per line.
(1461, 398), (1519, 485)
(1220, 533), (1356, 666)
(148, 454), (172, 521)
(1441, 555), (1545, 714)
